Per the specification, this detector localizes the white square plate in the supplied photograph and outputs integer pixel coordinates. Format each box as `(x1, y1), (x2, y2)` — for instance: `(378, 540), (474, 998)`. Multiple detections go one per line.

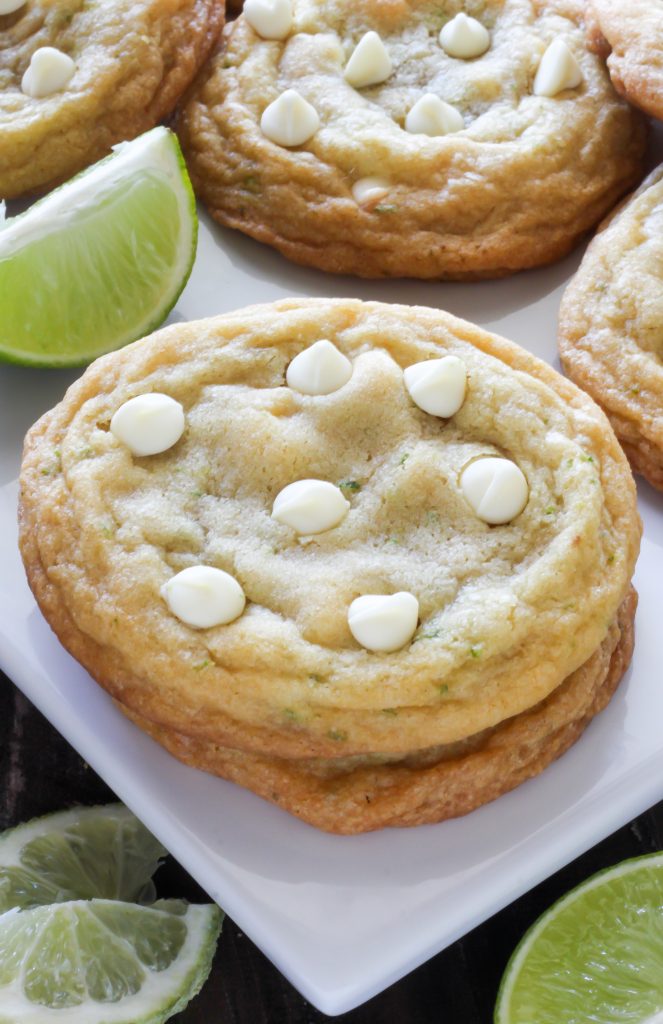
(2, 213), (663, 1017)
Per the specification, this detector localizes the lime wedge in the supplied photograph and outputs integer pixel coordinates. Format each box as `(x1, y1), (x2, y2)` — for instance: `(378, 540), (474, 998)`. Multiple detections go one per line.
(0, 805), (166, 913)
(0, 899), (222, 1023)
(495, 852), (663, 1024)
(0, 126), (197, 367)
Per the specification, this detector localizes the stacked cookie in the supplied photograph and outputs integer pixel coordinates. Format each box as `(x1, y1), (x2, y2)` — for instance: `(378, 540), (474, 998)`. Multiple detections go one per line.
(19, 300), (640, 832)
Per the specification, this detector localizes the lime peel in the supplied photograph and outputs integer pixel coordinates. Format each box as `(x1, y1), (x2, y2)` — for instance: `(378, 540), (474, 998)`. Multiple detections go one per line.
(0, 126), (197, 368)
(495, 851), (663, 1024)
(0, 899), (222, 1023)
(0, 803), (166, 913)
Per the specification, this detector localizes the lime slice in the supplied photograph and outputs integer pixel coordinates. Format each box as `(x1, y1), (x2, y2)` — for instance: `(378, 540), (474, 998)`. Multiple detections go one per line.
(0, 805), (166, 913)
(495, 852), (663, 1024)
(0, 898), (222, 1023)
(0, 126), (197, 367)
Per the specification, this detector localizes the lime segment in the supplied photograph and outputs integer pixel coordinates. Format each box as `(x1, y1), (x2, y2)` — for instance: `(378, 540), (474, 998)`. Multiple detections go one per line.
(0, 126), (197, 367)
(495, 852), (663, 1024)
(0, 804), (166, 913)
(0, 899), (222, 1023)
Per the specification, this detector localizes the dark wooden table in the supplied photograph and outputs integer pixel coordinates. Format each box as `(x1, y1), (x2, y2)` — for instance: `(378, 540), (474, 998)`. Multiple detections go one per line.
(2, 672), (661, 1024)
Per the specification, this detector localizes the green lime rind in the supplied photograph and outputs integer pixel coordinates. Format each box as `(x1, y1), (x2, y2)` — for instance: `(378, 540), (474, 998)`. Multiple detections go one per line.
(0, 126), (197, 368)
(0, 804), (166, 913)
(495, 851), (663, 1024)
(0, 899), (222, 1023)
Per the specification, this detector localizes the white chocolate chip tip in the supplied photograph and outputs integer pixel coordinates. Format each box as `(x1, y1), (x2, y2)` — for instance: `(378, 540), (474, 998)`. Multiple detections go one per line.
(161, 566), (246, 629)
(344, 31), (392, 89)
(405, 94), (464, 136)
(286, 339), (353, 395)
(439, 13), (490, 59)
(21, 47), (76, 99)
(404, 356), (467, 418)
(0, 0), (25, 13)
(352, 177), (391, 206)
(260, 89), (320, 147)
(244, 0), (292, 39)
(460, 456), (529, 525)
(272, 479), (350, 534)
(533, 38), (583, 97)
(110, 393), (185, 457)
(348, 592), (419, 653)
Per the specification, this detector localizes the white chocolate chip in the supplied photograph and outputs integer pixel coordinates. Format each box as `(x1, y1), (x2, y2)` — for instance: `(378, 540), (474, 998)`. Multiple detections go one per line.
(439, 13), (490, 59)
(460, 457), (529, 524)
(352, 177), (391, 206)
(344, 31), (392, 89)
(403, 356), (467, 418)
(161, 566), (246, 629)
(243, 0), (292, 40)
(0, 0), (25, 13)
(405, 94), (464, 136)
(110, 393), (185, 457)
(348, 592), (419, 653)
(260, 89), (320, 147)
(272, 480), (350, 534)
(21, 47), (76, 99)
(286, 339), (353, 395)
(533, 39), (583, 97)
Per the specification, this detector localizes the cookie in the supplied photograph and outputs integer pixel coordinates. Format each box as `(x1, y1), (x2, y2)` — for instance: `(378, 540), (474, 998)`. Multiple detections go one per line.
(176, 0), (646, 280)
(559, 166), (663, 491)
(19, 299), (640, 832)
(587, 1), (663, 120)
(119, 587), (636, 832)
(0, 0), (225, 199)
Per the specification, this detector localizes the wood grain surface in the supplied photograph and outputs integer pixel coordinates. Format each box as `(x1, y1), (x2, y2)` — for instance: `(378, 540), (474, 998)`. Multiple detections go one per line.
(1, 672), (661, 1023)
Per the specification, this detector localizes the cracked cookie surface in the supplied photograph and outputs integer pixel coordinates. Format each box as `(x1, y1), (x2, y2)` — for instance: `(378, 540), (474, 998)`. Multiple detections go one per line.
(587, 0), (663, 120)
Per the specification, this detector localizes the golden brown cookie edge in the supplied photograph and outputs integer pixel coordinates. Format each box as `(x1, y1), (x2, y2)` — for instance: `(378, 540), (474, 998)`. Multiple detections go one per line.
(115, 588), (636, 834)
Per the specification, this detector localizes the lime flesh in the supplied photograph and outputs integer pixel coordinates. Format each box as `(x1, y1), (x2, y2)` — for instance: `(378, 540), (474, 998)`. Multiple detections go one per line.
(495, 852), (663, 1024)
(0, 804), (166, 913)
(0, 899), (222, 1023)
(0, 126), (197, 367)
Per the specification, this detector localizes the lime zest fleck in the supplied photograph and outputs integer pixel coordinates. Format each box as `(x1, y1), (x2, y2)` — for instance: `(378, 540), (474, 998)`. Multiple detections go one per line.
(415, 628), (440, 642)
(328, 728), (348, 742)
(243, 175), (261, 193)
